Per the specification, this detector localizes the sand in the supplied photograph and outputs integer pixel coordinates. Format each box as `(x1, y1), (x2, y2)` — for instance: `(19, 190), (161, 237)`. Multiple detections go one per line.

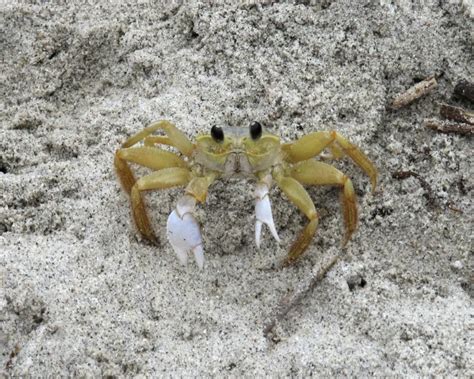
(1, 0), (473, 376)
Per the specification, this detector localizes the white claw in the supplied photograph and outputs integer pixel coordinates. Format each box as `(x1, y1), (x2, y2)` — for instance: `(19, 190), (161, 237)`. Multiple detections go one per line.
(166, 195), (204, 269)
(255, 178), (280, 249)
(193, 245), (204, 270)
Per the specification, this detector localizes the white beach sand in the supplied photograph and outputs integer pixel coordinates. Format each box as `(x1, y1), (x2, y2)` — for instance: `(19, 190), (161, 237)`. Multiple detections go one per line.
(1, 1), (472, 376)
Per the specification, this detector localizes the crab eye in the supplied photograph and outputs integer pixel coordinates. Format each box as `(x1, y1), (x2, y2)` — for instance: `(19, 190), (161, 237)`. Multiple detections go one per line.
(211, 125), (224, 142)
(249, 121), (262, 140)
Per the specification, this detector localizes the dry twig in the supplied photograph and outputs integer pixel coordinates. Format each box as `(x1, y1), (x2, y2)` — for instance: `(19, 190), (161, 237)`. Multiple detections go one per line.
(392, 170), (439, 207)
(439, 103), (474, 125)
(263, 254), (342, 339)
(393, 170), (465, 213)
(390, 76), (438, 110)
(423, 118), (473, 135)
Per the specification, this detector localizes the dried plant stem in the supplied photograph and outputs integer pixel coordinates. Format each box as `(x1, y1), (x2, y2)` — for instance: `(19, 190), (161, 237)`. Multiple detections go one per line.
(263, 254), (342, 338)
(423, 118), (473, 135)
(392, 170), (439, 208)
(439, 103), (474, 125)
(390, 76), (438, 110)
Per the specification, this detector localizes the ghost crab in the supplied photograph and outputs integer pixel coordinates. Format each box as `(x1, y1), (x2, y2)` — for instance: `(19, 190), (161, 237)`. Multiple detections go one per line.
(115, 120), (377, 269)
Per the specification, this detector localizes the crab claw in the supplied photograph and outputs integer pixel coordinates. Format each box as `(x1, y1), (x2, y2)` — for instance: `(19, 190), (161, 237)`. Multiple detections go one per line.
(255, 180), (280, 249)
(166, 195), (204, 269)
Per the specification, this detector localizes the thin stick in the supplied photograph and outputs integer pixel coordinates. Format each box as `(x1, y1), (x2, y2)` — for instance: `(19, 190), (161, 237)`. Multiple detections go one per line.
(263, 254), (342, 338)
(439, 103), (474, 125)
(454, 80), (474, 103)
(393, 170), (464, 213)
(392, 170), (439, 208)
(423, 118), (473, 135)
(390, 76), (438, 110)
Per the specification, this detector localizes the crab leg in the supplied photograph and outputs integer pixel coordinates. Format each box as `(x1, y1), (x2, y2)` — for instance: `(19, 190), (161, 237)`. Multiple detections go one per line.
(121, 120), (195, 157)
(283, 131), (377, 192)
(274, 174), (319, 266)
(144, 135), (172, 147)
(321, 144), (345, 160)
(166, 173), (217, 269)
(290, 160), (358, 245)
(130, 168), (191, 242)
(115, 147), (188, 194)
(254, 175), (280, 248)
(115, 120), (194, 195)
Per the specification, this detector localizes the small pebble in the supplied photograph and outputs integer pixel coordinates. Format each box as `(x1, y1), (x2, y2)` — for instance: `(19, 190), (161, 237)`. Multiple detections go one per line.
(451, 260), (463, 270)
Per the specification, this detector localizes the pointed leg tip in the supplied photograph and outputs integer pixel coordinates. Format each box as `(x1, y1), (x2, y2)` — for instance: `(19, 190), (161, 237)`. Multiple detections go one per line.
(148, 233), (159, 244)
(141, 231), (158, 245)
(342, 235), (352, 248)
(282, 257), (295, 267)
(371, 179), (377, 194)
(342, 229), (355, 247)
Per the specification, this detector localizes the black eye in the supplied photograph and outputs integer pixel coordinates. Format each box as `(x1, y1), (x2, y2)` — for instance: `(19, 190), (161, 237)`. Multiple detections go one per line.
(249, 121), (262, 140)
(210, 125), (224, 142)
